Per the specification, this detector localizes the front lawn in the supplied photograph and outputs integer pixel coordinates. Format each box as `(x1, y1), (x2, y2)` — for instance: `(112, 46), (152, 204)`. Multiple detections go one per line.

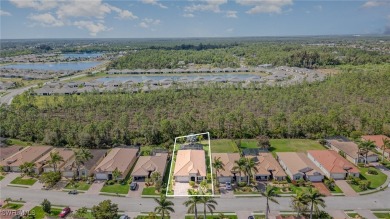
(0, 175), (4, 181)
(30, 206), (63, 219)
(373, 212), (390, 219)
(10, 176), (37, 186)
(142, 187), (158, 195)
(360, 167), (388, 189)
(209, 139), (239, 153)
(64, 181), (91, 191)
(345, 212), (363, 218)
(329, 184), (343, 194)
(100, 183), (129, 194)
(2, 203), (23, 209)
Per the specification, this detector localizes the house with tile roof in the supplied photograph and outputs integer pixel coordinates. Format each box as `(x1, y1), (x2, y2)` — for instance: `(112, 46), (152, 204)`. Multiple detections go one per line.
(34, 148), (75, 174)
(307, 150), (360, 180)
(245, 153), (287, 181)
(362, 135), (390, 158)
(211, 153), (241, 183)
(94, 148), (139, 180)
(0, 146), (24, 161)
(131, 153), (168, 181)
(62, 149), (108, 178)
(174, 150), (206, 182)
(276, 152), (325, 182)
(1, 146), (53, 172)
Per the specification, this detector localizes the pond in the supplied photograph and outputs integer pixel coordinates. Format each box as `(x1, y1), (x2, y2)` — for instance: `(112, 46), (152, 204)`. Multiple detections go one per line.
(2, 61), (103, 71)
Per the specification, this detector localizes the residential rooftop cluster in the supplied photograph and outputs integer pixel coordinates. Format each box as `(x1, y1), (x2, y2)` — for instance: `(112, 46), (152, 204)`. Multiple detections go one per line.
(0, 68), (77, 80)
(0, 53), (105, 64)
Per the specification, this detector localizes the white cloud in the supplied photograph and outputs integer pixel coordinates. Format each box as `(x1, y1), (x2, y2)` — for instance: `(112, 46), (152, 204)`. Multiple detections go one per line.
(139, 18), (161, 29)
(183, 13), (195, 18)
(185, 0), (227, 13)
(29, 13), (64, 27)
(73, 20), (109, 36)
(141, 0), (167, 9)
(110, 6), (138, 20)
(9, 0), (58, 11)
(226, 10), (238, 18)
(56, 0), (112, 19)
(236, 0), (293, 14)
(362, 1), (390, 8)
(0, 10), (12, 16)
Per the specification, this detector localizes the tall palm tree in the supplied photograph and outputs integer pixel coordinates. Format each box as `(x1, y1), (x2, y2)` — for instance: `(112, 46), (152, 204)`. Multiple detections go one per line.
(212, 157), (225, 185)
(232, 158), (247, 183)
(261, 186), (280, 219)
(291, 191), (308, 217)
(48, 151), (64, 172)
(358, 140), (375, 165)
(19, 162), (36, 177)
(200, 196), (218, 219)
(183, 195), (202, 219)
(304, 187), (326, 219)
(381, 138), (390, 162)
(245, 157), (258, 184)
(154, 195), (175, 218)
(74, 147), (93, 179)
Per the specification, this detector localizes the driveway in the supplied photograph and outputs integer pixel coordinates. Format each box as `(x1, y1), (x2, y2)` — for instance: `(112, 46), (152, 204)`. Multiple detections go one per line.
(0, 173), (20, 187)
(174, 182), (190, 196)
(312, 182), (331, 196)
(85, 180), (105, 195)
(219, 186), (234, 198)
(127, 182), (144, 198)
(327, 210), (348, 219)
(335, 180), (358, 197)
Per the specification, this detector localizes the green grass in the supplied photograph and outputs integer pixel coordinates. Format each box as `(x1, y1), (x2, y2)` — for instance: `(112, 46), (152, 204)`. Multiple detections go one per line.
(136, 216), (170, 219)
(64, 181), (91, 191)
(6, 139), (32, 146)
(268, 139), (326, 155)
(30, 206), (63, 219)
(373, 212), (390, 219)
(0, 175), (4, 181)
(2, 203), (23, 209)
(329, 184), (343, 193)
(346, 212), (361, 218)
(142, 187), (157, 195)
(350, 167), (388, 192)
(100, 183), (129, 194)
(254, 216), (266, 219)
(10, 176), (37, 186)
(209, 139), (239, 153)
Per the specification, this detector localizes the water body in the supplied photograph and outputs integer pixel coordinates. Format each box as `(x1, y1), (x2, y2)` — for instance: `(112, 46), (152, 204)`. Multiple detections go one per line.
(96, 74), (260, 83)
(2, 61), (103, 71)
(61, 53), (103, 59)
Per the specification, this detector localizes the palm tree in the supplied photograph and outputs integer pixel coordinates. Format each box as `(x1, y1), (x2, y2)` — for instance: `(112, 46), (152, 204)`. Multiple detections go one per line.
(261, 186), (280, 219)
(112, 167), (122, 182)
(154, 195), (175, 218)
(183, 195), (202, 219)
(200, 196), (218, 219)
(245, 157), (258, 184)
(48, 151), (64, 172)
(212, 157), (225, 185)
(19, 162), (36, 177)
(291, 191), (308, 217)
(304, 187), (326, 219)
(358, 140), (375, 165)
(74, 147), (93, 179)
(381, 138), (390, 162)
(232, 158), (247, 183)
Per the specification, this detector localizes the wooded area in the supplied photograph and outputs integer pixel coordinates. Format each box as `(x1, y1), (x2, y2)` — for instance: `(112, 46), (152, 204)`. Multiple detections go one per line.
(1, 64), (389, 148)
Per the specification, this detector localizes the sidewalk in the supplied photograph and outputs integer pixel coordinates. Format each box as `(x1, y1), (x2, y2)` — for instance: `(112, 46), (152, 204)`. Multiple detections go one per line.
(0, 173), (20, 188)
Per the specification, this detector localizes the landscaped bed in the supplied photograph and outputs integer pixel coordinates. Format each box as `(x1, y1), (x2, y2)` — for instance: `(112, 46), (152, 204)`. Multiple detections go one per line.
(64, 181), (91, 191)
(345, 212), (364, 218)
(30, 206), (63, 219)
(0, 175), (4, 181)
(10, 176), (37, 186)
(1, 203), (23, 210)
(372, 211), (390, 219)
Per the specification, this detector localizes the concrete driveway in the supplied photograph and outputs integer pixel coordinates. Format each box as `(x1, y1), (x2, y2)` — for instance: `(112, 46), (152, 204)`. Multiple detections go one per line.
(127, 182), (144, 198)
(0, 173), (20, 187)
(335, 180), (358, 197)
(85, 180), (105, 195)
(174, 182), (190, 196)
(219, 186), (234, 198)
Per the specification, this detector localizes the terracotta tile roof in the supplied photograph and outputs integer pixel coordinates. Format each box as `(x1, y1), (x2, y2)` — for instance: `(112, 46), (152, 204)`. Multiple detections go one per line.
(0, 146), (52, 167)
(362, 135), (390, 153)
(245, 153), (286, 177)
(308, 150), (359, 174)
(327, 139), (376, 159)
(174, 150), (206, 177)
(211, 153), (241, 177)
(35, 148), (75, 169)
(61, 149), (108, 172)
(94, 148), (138, 173)
(276, 152), (324, 176)
(0, 146), (24, 161)
(131, 153), (168, 176)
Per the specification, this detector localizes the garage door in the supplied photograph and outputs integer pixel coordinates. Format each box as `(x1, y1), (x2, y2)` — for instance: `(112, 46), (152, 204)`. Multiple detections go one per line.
(95, 173), (108, 180)
(218, 177), (232, 183)
(308, 175), (324, 182)
(175, 176), (189, 182)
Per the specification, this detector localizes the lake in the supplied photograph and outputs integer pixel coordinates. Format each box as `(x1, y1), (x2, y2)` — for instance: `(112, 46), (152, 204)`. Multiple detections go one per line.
(2, 61), (103, 71)
(61, 53), (103, 59)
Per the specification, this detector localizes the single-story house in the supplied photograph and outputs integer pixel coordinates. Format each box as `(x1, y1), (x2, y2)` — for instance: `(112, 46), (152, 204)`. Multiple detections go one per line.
(174, 149), (206, 182)
(131, 153), (168, 181)
(362, 135), (390, 158)
(307, 150), (360, 180)
(94, 147), (139, 180)
(1, 146), (53, 172)
(34, 148), (75, 174)
(326, 137), (378, 164)
(62, 149), (108, 178)
(276, 152), (325, 182)
(0, 146), (24, 161)
(211, 153), (241, 183)
(245, 153), (287, 181)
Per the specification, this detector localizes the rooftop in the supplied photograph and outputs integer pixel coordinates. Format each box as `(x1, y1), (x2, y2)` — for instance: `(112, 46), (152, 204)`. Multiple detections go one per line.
(211, 153), (241, 177)
(245, 153), (286, 177)
(131, 153), (168, 176)
(276, 152), (324, 176)
(0, 146), (53, 167)
(94, 148), (138, 173)
(174, 150), (206, 177)
(308, 150), (359, 174)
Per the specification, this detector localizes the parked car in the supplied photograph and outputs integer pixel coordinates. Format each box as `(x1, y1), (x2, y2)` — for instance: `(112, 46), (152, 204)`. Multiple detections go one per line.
(248, 216), (255, 219)
(59, 207), (71, 218)
(119, 214), (130, 219)
(130, 182), (138, 191)
(68, 190), (78, 195)
(225, 182), (232, 190)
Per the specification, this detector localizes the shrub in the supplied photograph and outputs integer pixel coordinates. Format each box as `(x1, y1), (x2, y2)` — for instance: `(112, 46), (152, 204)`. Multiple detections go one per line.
(106, 180), (115, 185)
(367, 168), (378, 175)
(155, 180), (162, 192)
(189, 181), (195, 188)
(359, 180), (371, 191)
(237, 182), (247, 187)
(41, 199), (51, 214)
(357, 163), (365, 167)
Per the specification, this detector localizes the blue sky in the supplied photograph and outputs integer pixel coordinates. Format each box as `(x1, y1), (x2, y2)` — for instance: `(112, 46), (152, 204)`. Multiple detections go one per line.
(1, 0), (389, 39)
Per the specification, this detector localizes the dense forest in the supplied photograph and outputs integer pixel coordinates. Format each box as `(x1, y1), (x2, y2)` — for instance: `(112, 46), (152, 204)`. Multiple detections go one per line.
(1, 64), (389, 148)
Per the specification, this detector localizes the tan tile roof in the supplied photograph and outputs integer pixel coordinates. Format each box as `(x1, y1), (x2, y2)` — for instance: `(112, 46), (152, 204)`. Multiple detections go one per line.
(131, 153), (168, 177)
(174, 150), (206, 177)
(0, 146), (52, 167)
(245, 153), (286, 177)
(61, 149), (108, 172)
(328, 139), (377, 159)
(276, 152), (324, 176)
(35, 148), (75, 169)
(211, 153), (241, 177)
(362, 135), (390, 153)
(308, 150), (359, 174)
(0, 146), (24, 161)
(94, 148), (138, 173)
